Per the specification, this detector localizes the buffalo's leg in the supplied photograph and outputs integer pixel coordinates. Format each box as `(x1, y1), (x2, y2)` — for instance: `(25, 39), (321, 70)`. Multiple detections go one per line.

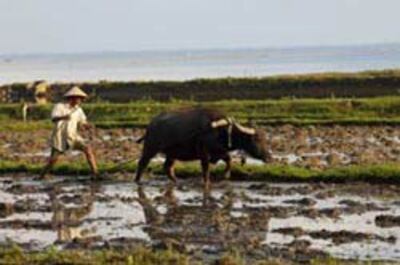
(163, 157), (177, 183)
(222, 154), (232, 179)
(202, 187), (212, 206)
(135, 152), (154, 184)
(200, 158), (211, 188)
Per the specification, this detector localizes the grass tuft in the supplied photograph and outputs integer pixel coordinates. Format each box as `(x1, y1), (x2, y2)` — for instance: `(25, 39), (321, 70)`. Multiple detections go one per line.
(1, 160), (400, 184)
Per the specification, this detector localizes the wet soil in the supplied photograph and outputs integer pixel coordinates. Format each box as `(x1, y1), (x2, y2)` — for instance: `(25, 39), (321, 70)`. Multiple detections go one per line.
(2, 125), (400, 169)
(375, 215), (400, 228)
(0, 176), (400, 263)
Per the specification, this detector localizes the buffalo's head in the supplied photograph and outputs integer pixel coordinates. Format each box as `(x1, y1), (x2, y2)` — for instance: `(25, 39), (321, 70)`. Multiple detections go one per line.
(233, 123), (272, 163)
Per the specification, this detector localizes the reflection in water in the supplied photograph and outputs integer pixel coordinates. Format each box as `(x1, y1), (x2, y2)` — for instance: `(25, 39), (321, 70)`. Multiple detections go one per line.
(49, 184), (98, 242)
(2, 177), (400, 261)
(137, 184), (270, 251)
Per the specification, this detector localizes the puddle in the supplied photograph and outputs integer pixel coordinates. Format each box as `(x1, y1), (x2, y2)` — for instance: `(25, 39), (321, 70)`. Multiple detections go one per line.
(0, 176), (399, 262)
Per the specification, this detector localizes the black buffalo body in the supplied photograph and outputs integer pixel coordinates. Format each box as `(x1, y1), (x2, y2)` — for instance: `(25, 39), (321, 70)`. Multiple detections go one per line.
(135, 108), (270, 185)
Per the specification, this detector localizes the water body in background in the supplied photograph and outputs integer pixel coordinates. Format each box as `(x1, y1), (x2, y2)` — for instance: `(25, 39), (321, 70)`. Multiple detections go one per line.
(0, 43), (400, 85)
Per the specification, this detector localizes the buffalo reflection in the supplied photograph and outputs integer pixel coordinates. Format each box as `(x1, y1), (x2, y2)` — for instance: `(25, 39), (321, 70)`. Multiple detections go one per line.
(137, 184), (270, 251)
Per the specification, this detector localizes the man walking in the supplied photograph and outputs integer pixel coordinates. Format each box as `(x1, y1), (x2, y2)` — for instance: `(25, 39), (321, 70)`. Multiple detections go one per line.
(40, 86), (98, 179)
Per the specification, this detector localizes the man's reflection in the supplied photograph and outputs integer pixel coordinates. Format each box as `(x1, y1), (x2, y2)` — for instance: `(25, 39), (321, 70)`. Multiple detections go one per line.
(49, 183), (98, 242)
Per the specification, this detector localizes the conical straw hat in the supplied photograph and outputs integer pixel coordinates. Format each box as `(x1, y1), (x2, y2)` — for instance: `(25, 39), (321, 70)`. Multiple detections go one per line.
(64, 86), (88, 98)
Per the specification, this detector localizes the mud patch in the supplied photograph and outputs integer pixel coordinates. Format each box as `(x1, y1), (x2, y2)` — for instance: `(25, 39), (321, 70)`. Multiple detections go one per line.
(375, 215), (400, 228)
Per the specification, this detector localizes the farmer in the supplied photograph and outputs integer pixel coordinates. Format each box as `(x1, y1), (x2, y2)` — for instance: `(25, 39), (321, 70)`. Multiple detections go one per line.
(40, 86), (98, 179)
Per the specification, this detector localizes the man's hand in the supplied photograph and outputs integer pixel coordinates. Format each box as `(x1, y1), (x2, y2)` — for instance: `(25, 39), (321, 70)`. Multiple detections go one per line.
(81, 123), (95, 131)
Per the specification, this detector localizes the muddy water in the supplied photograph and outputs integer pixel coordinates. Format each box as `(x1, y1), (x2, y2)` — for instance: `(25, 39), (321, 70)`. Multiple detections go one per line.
(1, 176), (400, 262)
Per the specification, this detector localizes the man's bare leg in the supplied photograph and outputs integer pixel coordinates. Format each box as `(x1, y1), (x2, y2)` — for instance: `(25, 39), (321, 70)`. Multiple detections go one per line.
(83, 145), (98, 178)
(40, 151), (61, 180)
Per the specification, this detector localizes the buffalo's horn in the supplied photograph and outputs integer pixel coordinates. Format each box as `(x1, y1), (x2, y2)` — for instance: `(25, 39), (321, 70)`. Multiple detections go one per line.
(211, 119), (230, 128)
(235, 123), (256, 135)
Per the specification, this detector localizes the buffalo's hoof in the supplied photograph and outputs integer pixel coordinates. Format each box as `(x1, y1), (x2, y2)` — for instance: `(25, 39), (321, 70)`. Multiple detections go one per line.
(35, 174), (53, 181)
(135, 179), (142, 185)
(203, 181), (212, 191)
(168, 178), (178, 185)
(223, 172), (231, 179)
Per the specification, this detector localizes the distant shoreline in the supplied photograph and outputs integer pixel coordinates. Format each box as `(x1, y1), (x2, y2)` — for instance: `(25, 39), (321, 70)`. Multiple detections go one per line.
(1, 41), (399, 58)
(1, 68), (400, 87)
(2, 69), (400, 102)
(1, 43), (400, 86)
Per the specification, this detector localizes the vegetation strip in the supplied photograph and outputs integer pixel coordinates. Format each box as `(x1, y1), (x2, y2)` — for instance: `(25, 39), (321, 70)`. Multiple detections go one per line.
(0, 245), (394, 265)
(4, 69), (400, 101)
(0, 246), (192, 265)
(3, 96), (400, 130)
(1, 160), (400, 183)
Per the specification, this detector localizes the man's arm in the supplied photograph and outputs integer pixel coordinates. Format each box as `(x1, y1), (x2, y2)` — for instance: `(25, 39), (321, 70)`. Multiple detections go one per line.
(77, 109), (93, 130)
(51, 104), (76, 123)
(52, 115), (70, 123)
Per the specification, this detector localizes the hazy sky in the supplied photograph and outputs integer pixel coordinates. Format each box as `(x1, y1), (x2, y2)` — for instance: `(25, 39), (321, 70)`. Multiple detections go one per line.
(0, 0), (399, 54)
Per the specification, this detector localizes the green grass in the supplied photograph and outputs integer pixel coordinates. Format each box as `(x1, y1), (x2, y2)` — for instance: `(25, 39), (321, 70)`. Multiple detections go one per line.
(1, 160), (400, 184)
(0, 245), (193, 265)
(4, 96), (400, 131)
(0, 245), (394, 265)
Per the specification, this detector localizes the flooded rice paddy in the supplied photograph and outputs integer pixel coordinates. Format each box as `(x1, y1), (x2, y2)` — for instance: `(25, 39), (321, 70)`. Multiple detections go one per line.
(1, 175), (400, 263)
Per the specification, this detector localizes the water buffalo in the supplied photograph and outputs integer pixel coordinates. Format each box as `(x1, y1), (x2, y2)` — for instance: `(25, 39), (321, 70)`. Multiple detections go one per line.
(135, 108), (271, 186)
